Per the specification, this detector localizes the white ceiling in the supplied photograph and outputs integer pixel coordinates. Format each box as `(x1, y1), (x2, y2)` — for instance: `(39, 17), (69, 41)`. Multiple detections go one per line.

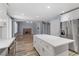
(8, 3), (79, 21)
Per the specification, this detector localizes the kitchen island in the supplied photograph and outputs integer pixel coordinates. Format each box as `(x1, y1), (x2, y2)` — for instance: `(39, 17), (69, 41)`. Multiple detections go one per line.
(33, 34), (74, 56)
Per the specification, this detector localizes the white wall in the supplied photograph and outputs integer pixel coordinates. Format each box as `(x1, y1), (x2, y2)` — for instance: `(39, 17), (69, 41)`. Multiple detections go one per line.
(0, 4), (12, 39)
(1, 15), (12, 39)
(0, 4), (7, 39)
(50, 17), (60, 36)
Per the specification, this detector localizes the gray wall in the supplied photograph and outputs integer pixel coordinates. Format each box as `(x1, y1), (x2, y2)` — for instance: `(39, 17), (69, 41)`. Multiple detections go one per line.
(18, 21), (35, 34)
(17, 21), (51, 35)
(17, 21), (47, 35)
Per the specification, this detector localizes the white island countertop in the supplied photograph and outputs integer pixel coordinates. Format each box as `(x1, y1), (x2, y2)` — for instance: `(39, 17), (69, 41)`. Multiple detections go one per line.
(34, 34), (74, 47)
(0, 37), (15, 49)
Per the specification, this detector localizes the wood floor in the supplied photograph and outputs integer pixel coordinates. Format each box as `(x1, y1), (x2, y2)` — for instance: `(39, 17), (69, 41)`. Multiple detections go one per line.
(15, 34), (39, 56)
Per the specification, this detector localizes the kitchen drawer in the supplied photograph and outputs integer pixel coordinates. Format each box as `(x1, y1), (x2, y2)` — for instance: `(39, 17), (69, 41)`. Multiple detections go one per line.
(55, 44), (68, 55)
(41, 47), (55, 56)
(34, 39), (55, 55)
(40, 39), (54, 51)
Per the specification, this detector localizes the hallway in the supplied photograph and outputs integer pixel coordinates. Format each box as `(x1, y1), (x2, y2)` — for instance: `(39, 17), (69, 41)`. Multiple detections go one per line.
(15, 34), (39, 56)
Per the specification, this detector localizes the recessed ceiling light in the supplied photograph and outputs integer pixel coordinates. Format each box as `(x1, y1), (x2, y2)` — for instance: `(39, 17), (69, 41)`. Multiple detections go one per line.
(62, 11), (65, 13)
(47, 6), (51, 9)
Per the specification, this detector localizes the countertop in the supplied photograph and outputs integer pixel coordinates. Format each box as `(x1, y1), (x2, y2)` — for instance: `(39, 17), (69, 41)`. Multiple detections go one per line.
(0, 37), (15, 49)
(34, 34), (74, 47)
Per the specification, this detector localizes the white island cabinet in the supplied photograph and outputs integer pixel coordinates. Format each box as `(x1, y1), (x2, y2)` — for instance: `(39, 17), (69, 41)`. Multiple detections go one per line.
(33, 34), (74, 56)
